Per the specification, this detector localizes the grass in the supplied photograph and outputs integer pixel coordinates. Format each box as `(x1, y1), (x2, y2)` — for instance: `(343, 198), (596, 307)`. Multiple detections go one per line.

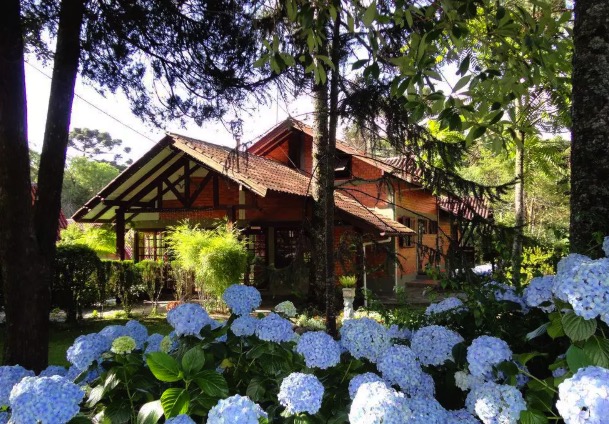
(0, 315), (172, 366)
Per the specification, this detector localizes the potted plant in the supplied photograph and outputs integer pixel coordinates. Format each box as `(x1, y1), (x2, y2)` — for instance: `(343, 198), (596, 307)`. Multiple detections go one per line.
(339, 275), (357, 319)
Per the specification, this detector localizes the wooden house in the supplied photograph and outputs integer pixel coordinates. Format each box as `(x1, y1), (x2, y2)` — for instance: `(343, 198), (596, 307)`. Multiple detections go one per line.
(73, 119), (489, 298)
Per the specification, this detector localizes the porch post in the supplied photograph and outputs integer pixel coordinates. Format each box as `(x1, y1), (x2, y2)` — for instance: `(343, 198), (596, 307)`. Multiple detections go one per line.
(133, 230), (139, 262)
(116, 208), (125, 260)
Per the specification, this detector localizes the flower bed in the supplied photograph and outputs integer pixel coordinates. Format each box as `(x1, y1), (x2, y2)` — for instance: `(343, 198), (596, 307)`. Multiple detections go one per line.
(1, 239), (609, 423)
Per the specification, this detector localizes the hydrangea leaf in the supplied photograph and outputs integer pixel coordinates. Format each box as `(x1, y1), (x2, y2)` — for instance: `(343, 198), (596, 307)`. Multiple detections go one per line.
(566, 345), (594, 373)
(137, 400), (163, 424)
(193, 370), (229, 397)
(520, 409), (549, 424)
(181, 347), (205, 377)
(582, 336), (609, 368)
(146, 352), (182, 383)
(86, 385), (106, 407)
(561, 311), (597, 342)
(160, 388), (190, 418)
(246, 377), (266, 402)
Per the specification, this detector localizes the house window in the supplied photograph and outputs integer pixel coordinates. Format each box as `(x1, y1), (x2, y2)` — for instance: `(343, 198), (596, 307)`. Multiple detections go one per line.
(287, 137), (302, 169)
(418, 218), (428, 234)
(429, 220), (438, 234)
(275, 228), (299, 268)
(398, 217), (414, 248)
(334, 155), (352, 179)
(137, 230), (167, 261)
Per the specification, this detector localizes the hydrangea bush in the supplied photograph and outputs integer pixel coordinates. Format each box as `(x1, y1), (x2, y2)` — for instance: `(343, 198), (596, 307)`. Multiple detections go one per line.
(1, 241), (609, 424)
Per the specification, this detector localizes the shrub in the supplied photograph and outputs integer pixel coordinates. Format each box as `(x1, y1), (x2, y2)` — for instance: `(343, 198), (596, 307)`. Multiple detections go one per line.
(53, 244), (102, 322)
(103, 260), (143, 314)
(135, 260), (166, 314)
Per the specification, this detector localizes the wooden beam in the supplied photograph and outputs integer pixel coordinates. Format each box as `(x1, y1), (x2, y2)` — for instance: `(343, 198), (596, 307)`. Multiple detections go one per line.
(102, 200), (153, 208)
(124, 205), (252, 214)
(189, 172), (213, 206)
(116, 209), (126, 260)
(164, 178), (187, 206)
(184, 161), (191, 207)
(213, 174), (219, 208)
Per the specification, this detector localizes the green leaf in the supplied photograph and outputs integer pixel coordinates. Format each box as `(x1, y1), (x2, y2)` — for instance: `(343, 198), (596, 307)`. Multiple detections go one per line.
(547, 313), (565, 339)
(68, 414), (93, 424)
(562, 311), (597, 342)
(137, 400), (163, 424)
(452, 75), (471, 92)
(566, 345), (594, 373)
(182, 347), (205, 377)
(404, 9), (413, 28)
(146, 352), (182, 382)
(458, 54), (470, 76)
(515, 352), (546, 366)
(520, 409), (549, 424)
(194, 370), (229, 398)
(86, 385), (105, 407)
(161, 388), (190, 419)
(526, 323), (550, 341)
(246, 377), (266, 402)
(363, 1), (377, 27)
(352, 59), (368, 71)
(467, 125), (486, 142)
(583, 336), (609, 368)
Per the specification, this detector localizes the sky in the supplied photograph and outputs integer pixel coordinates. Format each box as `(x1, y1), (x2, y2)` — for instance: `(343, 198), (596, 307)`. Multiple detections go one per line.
(25, 60), (315, 161)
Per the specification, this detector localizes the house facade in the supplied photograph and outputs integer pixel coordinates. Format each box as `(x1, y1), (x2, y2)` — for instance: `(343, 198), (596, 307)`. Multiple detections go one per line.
(73, 119), (488, 298)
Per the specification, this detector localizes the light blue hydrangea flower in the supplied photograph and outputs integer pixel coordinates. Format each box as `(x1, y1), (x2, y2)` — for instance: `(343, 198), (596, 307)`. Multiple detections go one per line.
(0, 411), (8, 424)
(278, 372), (324, 415)
(230, 315), (258, 337)
(552, 367), (567, 378)
(487, 282), (527, 310)
(553, 258), (609, 320)
(275, 300), (298, 317)
(9, 375), (84, 424)
(411, 371), (436, 398)
(222, 284), (262, 316)
(66, 333), (110, 371)
(425, 297), (466, 315)
(556, 366), (609, 424)
(387, 324), (412, 340)
(39, 365), (67, 378)
(160, 331), (179, 353)
(165, 414), (196, 424)
(255, 313), (294, 343)
(125, 320), (148, 349)
(295, 331), (341, 369)
(339, 318), (391, 363)
(411, 325), (464, 366)
(349, 381), (412, 424)
(465, 382), (526, 424)
(603, 236), (609, 258)
(348, 373), (385, 400)
(0, 365), (35, 406)
(167, 303), (216, 337)
(98, 324), (129, 343)
(207, 394), (267, 424)
(447, 408), (482, 424)
(467, 336), (512, 379)
(376, 345), (425, 396)
(144, 333), (165, 354)
(557, 253), (591, 275)
(406, 396), (448, 423)
(523, 275), (555, 312)
(454, 371), (485, 392)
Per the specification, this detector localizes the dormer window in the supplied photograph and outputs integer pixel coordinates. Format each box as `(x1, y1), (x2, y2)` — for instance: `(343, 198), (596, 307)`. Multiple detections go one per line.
(334, 155), (352, 179)
(287, 135), (302, 170)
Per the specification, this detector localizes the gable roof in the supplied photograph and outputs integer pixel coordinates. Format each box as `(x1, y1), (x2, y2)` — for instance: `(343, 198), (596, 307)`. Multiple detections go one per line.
(73, 133), (414, 236)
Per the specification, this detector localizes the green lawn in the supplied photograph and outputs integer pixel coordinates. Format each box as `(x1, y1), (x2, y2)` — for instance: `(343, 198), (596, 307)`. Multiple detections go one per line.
(0, 316), (172, 366)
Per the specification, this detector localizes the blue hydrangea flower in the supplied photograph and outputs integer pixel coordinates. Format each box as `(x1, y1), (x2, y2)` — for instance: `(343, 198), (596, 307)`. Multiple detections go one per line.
(425, 297), (466, 315)
(524, 275), (556, 312)
(125, 320), (148, 349)
(454, 371), (485, 392)
(603, 236), (609, 258)
(255, 313), (294, 343)
(349, 381), (412, 424)
(165, 414), (196, 424)
(376, 345), (425, 396)
(66, 333), (110, 371)
(411, 325), (464, 366)
(467, 336), (512, 379)
(275, 300), (298, 318)
(487, 281), (527, 310)
(38, 366), (67, 378)
(0, 411), (8, 424)
(207, 394), (267, 423)
(98, 325), (129, 343)
(406, 396), (448, 423)
(465, 382), (526, 424)
(552, 367), (567, 378)
(167, 303), (216, 337)
(447, 408), (482, 424)
(553, 258), (609, 320)
(65, 365), (100, 386)
(222, 284), (262, 316)
(278, 373), (324, 415)
(295, 331), (341, 369)
(387, 324), (412, 340)
(411, 371), (436, 398)
(556, 366), (609, 423)
(348, 373), (385, 400)
(339, 318), (391, 363)
(231, 315), (258, 337)
(0, 365), (35, 406)
(9, 375), (84, 424)
(144, 333), (165, 354)
(557, 253), (591, 274)
(160, 331), (179, 353)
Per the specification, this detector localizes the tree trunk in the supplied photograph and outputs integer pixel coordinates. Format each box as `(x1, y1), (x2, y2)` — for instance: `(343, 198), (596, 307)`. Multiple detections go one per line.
(0, 0), (48, 371)
(511, 132), (525, 287)
(570, 0), (609, 257)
